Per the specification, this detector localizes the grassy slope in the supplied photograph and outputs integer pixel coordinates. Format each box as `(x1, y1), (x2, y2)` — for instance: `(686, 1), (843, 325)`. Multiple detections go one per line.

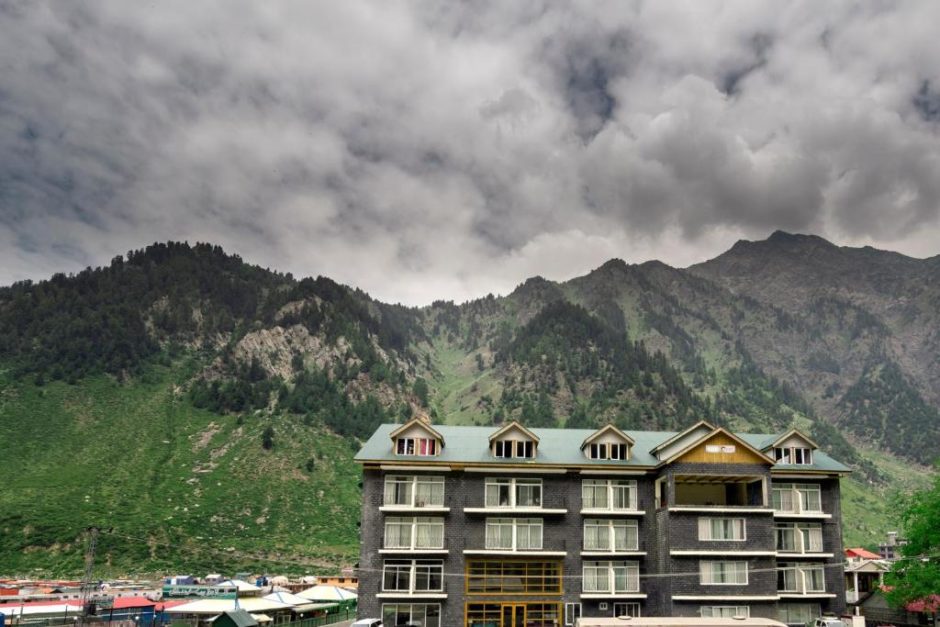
(0, 361), (361, 578)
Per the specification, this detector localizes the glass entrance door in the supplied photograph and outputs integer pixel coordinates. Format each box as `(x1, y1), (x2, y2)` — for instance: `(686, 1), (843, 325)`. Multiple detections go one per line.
(501, 604), (525, 627)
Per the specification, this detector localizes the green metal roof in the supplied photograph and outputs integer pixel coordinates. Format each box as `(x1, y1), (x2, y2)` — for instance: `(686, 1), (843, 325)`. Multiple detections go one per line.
(355, 424), (851, 473)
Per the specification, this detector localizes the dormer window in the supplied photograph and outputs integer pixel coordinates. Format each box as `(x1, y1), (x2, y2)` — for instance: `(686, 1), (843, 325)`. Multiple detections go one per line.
(494, 440), (534, 459)
(581, 424), (634, 462)
(588, 443), (628, 460)
(389, 417), (444, 457)
(489, 421), (540, 460)
(773, 446), (812, 465)
(396, 437), (437, 456)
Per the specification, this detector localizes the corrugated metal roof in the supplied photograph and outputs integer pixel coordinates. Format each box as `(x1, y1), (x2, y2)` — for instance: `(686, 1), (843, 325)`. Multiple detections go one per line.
(355, 424), (850, 473)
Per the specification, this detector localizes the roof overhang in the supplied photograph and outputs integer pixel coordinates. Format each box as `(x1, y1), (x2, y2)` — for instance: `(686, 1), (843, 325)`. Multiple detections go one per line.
(765, 428), (819, 451)
(581, 424), (635, 449)
(661, 426), (776, 466)
(388, 418), (444, 442)
(650, 420), (715, 455)
(488, 420), (540, 443)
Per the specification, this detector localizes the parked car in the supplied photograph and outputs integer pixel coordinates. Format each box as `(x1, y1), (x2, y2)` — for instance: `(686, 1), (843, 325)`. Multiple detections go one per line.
(812, 617), (844, 627)
(351, 620), (383, 627)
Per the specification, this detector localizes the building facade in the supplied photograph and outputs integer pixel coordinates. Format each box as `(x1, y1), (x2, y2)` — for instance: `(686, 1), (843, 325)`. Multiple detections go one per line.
(354, 419), (849, 627)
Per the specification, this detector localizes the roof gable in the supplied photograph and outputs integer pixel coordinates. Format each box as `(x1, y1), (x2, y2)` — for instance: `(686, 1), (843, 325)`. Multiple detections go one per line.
(651, 420), (715, 460)
(389, 417), (443, 442)
(766, 428), (819, 451)
(581, 424), (635, 448)
(489, 421), (540, 443)
(667, 427), (776, 465)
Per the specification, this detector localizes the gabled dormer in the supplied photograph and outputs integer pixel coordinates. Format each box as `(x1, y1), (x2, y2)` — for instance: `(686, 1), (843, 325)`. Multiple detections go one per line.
(389, 417), (444, 457)
(650, 420), (716, 461)
(765, 429), (818, 465)
(581, 424), (635, 461)
(489, 421), (539, 459)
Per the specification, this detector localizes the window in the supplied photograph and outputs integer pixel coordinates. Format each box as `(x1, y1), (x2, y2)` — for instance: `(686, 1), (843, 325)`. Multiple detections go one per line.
(485, 518), (542, 550)
(468, 603), (561, 626)
(382, 559), (444, 593)
(484, 478), (542, 508)
(613, 602), (641, 617)
(776, 523), (823, 553)
(466, 560), (562, 594)
(396, 437), (437, 456)
(701, 606), (749, 618)
(774, 447), (813, 465)
(778, 603), (820, 625)
(383, 517), (444, 550)
(588, 442), (629, 460)
(772, 483), (823, 514)
(700, 561), (748, 585)
(493, 439), (535, 459)
(564, 603), (582, 626)
(381, 604), (440, 627)
(383, 475), (445, 508)
(582, 479), (638, 511)
(584, 519), (639, 551)
(778, 563), (826, 593)
(583, 561), (640, 594)
(698, 517), (746, 541)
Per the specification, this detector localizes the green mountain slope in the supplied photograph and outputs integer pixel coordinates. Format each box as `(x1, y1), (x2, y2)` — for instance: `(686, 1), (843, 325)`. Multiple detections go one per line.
(0, 237), (936, 576)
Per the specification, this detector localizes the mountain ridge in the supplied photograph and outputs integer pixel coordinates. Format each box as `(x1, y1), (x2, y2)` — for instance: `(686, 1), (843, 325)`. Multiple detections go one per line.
(1, 232), (937, 576)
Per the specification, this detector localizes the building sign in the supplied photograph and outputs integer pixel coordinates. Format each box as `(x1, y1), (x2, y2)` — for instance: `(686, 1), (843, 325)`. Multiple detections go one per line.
(161, 585), (237, 599)
(705, 444), (736, 453)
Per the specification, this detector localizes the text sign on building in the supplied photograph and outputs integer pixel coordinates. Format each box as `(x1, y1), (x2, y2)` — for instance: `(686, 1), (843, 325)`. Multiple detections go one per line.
(161, 585), (237, 599)
(705, 444), (736, 453)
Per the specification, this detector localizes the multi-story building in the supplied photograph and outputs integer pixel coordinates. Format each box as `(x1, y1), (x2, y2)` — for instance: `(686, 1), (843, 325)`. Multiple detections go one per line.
(354, 418), (849, 627)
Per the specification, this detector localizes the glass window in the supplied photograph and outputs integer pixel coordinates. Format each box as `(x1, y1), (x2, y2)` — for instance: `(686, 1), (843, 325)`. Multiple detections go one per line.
(701, 606), (749, 618)
(700, 561), (748, 585)
(383, 517), (444, 550)
(466, 560), (562, 594)
(613, 602), (641, 617)
(564, 603), (582, 626)
(583, 561), (640, 594)
(772, 483), (823, 514)
(485, 518), (542, 550)
(383, 475), (445, 508)
(382, 604), (440, 627)
(485, 478), (542, 508)
(699, 517), (745, 541)
(778, 604), (820, 626)
(582, 479), (637, 511)
(585, 520), (638, 551)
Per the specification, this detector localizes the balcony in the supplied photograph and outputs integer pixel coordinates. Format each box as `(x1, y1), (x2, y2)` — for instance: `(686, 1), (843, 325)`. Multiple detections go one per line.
(666, 474), (770, 513)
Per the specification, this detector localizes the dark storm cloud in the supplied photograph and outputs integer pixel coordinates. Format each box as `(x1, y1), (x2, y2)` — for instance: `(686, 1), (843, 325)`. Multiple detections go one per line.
(2, 1), (940, 304)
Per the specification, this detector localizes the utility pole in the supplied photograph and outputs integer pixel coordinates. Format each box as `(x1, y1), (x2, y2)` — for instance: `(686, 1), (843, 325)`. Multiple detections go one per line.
(78, 526), (108, 625)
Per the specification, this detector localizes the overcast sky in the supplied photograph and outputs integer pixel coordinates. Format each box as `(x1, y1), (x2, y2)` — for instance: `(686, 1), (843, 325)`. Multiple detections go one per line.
(2, 1), (940, 305)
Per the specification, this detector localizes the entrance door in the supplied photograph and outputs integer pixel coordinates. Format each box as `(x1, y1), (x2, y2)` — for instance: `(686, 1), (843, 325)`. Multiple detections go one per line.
(501, 603), (525, 627)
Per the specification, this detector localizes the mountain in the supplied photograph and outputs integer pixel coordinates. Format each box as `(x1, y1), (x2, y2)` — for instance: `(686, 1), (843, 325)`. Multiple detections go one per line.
(0, 236), (935, 576)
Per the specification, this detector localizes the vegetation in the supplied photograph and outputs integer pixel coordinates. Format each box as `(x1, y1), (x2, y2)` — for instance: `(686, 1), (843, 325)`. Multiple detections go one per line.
(886, 468), (940, 611)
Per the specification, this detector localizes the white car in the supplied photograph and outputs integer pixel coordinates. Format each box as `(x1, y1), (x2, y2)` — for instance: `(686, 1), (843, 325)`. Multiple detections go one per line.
(351, 620), (383, 627)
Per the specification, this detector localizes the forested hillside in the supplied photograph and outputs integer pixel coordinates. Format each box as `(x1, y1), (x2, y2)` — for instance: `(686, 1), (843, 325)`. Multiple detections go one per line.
(0, 236), (936, 576)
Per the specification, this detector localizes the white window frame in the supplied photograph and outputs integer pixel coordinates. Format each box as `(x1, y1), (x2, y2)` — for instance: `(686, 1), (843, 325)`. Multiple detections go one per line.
(584, 519), (639, 552)
(778, 603), (820, 625)
(396, 437), (438, 456)
(588, 442), (629, 460)
(493, 439), (535, 459)
(381, 559), (444, 593)
(582, 479), (638, 511)
(381, 604), (441, 627)
(701, 606), (750, 618)
(484, 517), (543, 551)
(582, 561), (640, 594)
(484, 477), (542, 509)
(774, 447), (813, 465)
(700, 560), (748, 585)
(776, 522), (824, 553)
(772, 483), (823, 514)
(383, 517), (445, 550)
(564, 603), (582, 626)
(383, 475), (445, 508)
(778, 562), (827, 593)
(698, 517), (746, 541)
(613, 602), (641, 617)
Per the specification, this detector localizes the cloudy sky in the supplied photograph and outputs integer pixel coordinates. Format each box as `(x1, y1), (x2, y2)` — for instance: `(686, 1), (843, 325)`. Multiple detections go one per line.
(2, 1), (940, 305)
